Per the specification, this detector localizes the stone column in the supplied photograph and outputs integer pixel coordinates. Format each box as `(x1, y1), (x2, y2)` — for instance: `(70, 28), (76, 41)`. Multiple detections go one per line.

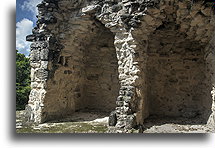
(90, 0), (154, 133)
(25, 40), (49, 123)
(106, 28), (148, 133)
(25, 0), (60, 123)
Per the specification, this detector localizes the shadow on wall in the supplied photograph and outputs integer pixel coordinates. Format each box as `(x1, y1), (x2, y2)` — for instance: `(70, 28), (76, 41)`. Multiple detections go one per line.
(143, 20), (213, 127)
(42, 20), (120, 122)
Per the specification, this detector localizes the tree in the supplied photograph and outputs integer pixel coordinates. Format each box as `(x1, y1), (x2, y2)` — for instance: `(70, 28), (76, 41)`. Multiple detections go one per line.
(16, 50), (31, 110)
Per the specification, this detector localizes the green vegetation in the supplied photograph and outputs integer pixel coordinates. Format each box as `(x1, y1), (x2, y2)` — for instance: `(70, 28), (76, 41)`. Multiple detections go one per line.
(16, 50), (31, 110)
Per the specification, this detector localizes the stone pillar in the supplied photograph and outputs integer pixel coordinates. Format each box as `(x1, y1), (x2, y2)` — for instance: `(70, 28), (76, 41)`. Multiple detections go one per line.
(111, 31), (146, 132)
(25, 0), (60, 123)
(25, 40), (49, 123)
(106, 29), (148, 133)
(84, 0), (158, 133)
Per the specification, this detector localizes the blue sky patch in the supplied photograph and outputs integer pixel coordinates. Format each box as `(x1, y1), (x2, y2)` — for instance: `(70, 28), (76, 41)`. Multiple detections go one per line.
(16, 0), (42, 56)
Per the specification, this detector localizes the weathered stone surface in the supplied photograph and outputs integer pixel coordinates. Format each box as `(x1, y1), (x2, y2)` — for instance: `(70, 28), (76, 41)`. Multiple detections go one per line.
(40, 49), (49, 60)
(30, 50), (40, 62)
(35, 69), (49, 80)
(109, 111), (117, 126)
(26, 0), (215, 133)
(82, 5), (100, 14)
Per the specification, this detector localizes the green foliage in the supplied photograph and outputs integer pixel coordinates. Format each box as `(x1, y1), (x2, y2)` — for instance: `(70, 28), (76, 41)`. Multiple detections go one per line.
(16, 50), (31, 110)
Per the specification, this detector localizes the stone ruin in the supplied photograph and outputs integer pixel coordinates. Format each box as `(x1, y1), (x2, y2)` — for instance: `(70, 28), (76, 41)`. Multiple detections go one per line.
(26, 0), (215, 133)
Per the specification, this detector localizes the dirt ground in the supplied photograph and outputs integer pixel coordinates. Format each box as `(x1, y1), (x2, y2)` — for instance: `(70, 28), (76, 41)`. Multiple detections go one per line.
(141, 115), (214, 133)
(16, 110), (109, 133)
(16, 110), (214, 133)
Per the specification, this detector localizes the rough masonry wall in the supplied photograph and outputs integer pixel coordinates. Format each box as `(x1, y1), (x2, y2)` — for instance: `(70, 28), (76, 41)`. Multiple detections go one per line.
(43, 23), (119, 120)
(83, 27), (119, 112)
(129, 0), (215, 126)
(26, 0), (215, 133)
(26, 0), (95, 122)
(27, 0), (121, 122)
(147, 32), (210, 118)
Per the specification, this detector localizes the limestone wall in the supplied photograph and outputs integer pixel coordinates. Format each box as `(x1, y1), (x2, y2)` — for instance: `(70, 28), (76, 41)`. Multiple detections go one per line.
(26, 0), (215, 133)
(131, 0), (215, 130)
(146, 41), (210, 119)
(143, 22), (211, 119)
(83, 28), (119, 112)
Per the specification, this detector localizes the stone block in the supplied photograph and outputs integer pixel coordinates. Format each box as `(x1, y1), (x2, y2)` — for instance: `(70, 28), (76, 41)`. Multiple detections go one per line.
(40, 49), (49, 60)
(35, 69), (49, 80)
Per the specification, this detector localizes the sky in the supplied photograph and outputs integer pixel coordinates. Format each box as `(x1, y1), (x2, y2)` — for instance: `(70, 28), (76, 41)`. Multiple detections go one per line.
(16, 0), (43, 56)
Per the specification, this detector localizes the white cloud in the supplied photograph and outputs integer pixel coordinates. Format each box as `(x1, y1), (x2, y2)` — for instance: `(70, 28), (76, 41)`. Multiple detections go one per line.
(16, 18), (34, 56)
(17, 0), (43, 56)
(21, 0), (43, 20)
